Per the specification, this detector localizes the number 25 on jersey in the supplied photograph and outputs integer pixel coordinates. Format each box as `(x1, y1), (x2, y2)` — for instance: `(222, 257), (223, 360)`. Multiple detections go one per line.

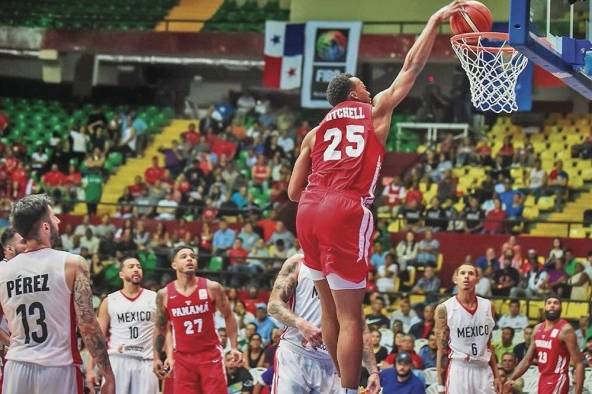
(323, 125), (365, 161)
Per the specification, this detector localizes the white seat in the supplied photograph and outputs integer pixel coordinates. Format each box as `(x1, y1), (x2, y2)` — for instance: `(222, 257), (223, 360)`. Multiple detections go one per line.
(426, 384), (441, 394)
(424, 367), (438, 386)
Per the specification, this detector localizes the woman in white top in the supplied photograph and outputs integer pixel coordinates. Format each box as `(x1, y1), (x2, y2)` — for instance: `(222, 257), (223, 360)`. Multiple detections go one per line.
(547, 237), (565, 264)
(396, 231), (418, 270)
(569, 262), (590, 301)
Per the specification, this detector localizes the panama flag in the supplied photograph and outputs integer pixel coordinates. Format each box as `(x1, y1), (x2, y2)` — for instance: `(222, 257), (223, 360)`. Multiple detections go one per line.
(263, 21), (305, 90)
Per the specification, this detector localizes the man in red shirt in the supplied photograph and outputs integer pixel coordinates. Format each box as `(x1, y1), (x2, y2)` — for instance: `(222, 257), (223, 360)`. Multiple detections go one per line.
(41, 163), (64, 188)
(144, 156), (165, 185)
(153, 246), (241, 394)
(405, 181), (424, 206)
(10, 162), (29, 197)
(181, 123), (200, 146)
(227, 238), (249, 266)
(211, 133), (236, 160)
(128, 175), (147, 197)
(227, 238), (250, 287)
(63, 164), (81, 187)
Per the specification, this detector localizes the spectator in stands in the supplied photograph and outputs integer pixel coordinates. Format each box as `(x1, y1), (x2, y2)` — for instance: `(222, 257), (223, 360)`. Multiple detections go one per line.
(70, 124), (90, 164)
(510, 256), (549, 298)
(476, 267), (493, 297)
(497, 136), (514, 168)
(379, 352), (425, 394)
(366, 296), (391, 329)
(213, 219), (236, 253)
(242, 333), (266, 370)
(237, 223), (260, 251)
(251, 154), (271, 188)
(575, 316), (589, 350)
(497, 300), (529, 330)
(376, 253), (398, 293)
(370, 329), (389, 365)
(381, 176), (407, 216)
(493, 327), (515, 361)
(528, 159), (547, 200)
(84, 147), (106, 175)
(547, 257), (569, 297)
(235, 301), (256, 332)
(411, 268), (440, 304)
(584, 337), (592, 366)
(42, 163), (64, 191)
(462, 196), (484, 233)
(493, 254), (519, 296)
(456, 137), (475, 166)
(436, 170), (456, 203)
(98, 231), (117, 260)
(572, 130), (592, 159)
(419, 331), (437, 369)
(410, 304), (435, 340)
(158, 140), (184, 177)
(118, 117), (137, 158)
(547, 237), (565, 263)
(396, 232), (418, 272)
(371, 241), (387, 269)
(483, 197), (507, 234)
(82, 170), (103, 216)
(547, 160), (569, 210)
(384, 334), (423, 370)
(404, 181), (423, 206)
(144, 156), (165, 185)
(416, 229), (439, 267)
(94, 215), (115, 238)
(253, 304), (276, 345)
(568, 262), (590, 301)
(505, 193), (524, 221)
(390, 298), (420, 333)
(563, 249), (578, 276)
(268, 221), (294, 249)
(80, 228), (100, 255)
(400, 199), (423, 232)
(74, 215), (94, 236)
(156, 191), (178, 220)
(500, 353), (524, 393)
(31, 147), (49, 176)
(182, 122), (200, 146)
(513, 325), (533, 362)
(115, 229), (138, 257)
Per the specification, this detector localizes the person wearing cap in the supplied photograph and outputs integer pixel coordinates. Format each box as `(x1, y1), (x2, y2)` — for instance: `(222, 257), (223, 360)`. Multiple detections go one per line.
(379, 352), (425, 394)
(254, 303), (277, 345)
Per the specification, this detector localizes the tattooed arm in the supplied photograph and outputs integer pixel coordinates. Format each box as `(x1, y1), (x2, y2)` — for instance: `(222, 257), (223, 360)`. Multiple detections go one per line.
(267, 255), (322, 348)
(67, 255), (115, 394)
(562, 324), (583, 394)
(152, 287), (170, 379)
(435, 303), (449, 392)
(86, 298), (110, 388)
(210, 280), (242, 364)
(362, 322), (381, 394)
(505, 323), (540, 392)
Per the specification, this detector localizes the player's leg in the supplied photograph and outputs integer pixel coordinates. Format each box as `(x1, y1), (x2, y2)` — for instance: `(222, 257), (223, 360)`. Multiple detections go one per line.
(272, 345), (312, 393)
(315, 357), (341, 394)
(130, 358), (159, 394)
(173, 352), (201, 394)
(476, 365), (496, 394)
(110, 355), (131, 394)
(35, 364), (83, 394)
(2, 361), (35, 394)
(330, 286), (366, 390)
(446, 360), (470, 394)
(313, 278), (340, 373)
(199, 358), (227, 394)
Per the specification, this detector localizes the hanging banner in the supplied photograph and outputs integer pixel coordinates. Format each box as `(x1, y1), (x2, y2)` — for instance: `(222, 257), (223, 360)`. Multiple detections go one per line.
(301, 21), (362, 108)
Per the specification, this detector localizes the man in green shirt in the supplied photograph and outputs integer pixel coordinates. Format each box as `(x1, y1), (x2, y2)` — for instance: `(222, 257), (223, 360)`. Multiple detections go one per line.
(493, 326), (515, 361)
(564, 249), (578, 276)
(83, 171), (103, 216)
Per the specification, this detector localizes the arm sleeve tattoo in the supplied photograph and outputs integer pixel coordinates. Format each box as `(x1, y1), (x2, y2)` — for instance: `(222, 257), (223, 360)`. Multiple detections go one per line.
(267, 258), (300, 327)
(153, 290), (169, 360)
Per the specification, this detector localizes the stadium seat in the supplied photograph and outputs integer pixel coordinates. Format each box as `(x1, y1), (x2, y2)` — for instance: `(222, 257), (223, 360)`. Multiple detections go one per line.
(569, 227), (587, 238)
(537, 195), (555, 211)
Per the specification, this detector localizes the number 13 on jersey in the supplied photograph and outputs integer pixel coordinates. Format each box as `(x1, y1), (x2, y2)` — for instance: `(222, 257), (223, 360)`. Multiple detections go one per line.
(323, 125), (365, 161)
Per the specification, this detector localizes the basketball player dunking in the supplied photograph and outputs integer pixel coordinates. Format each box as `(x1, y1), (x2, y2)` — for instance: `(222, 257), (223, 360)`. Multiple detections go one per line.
(505, 296), (583, 394)
(0, 194), (115, 394)
(288, 2), (462, 392)
(435, 263), (500, 394)
(152, 245), (241, 394)
(268, 254), (380, 394)
(87, 258), (158, 394)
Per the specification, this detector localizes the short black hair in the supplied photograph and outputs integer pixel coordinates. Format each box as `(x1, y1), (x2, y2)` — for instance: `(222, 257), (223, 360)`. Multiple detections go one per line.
(544, 295), (562, 304)
(326, 73), (353, 106)
(0, 228), (18, 249)
(509, 299), (520, 307)
(502, 326), (515, 336)
(170, 245), (196, 262)
(10, 194), (52, 240)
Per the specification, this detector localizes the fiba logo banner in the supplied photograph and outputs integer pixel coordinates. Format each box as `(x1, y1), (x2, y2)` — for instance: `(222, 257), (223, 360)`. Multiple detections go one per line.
(301, 21), (362, 108)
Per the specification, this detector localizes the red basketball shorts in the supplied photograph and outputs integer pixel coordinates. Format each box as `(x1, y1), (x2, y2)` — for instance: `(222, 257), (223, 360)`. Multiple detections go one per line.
(296, 190), (373, 287)
(173, 349), (227, 394)
(538, 373), (569, 394)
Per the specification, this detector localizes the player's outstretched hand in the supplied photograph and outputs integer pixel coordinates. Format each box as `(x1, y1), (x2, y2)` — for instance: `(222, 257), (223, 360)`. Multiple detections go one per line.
(153, 358), (168, 380)
(433, 0), (465, 24)
(366, 372), (381, 394)
(229, 348), (243, 365)
(296, 318), (323, 349)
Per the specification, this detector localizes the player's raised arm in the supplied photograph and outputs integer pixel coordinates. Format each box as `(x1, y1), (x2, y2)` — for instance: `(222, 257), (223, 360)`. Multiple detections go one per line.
(70, 255), (115, 394)
(561, 324), (584, 394)
(210, 281), (242, 363)
(268, 255), (323, 348)
(288, 128), (317, 202)
(372, 0), (463, 144)
(152, 288), (169, 379)
(435, 303), (449, 392)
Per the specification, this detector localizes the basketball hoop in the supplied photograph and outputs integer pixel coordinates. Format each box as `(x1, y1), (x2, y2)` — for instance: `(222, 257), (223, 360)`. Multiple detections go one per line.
(451, 32), (529, 113)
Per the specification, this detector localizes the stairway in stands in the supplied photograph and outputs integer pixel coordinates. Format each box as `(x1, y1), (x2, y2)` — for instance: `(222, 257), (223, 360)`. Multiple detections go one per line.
(529, 188), (592, 238)
(73, 119), (193, 215)
(155, 0), (223, 32)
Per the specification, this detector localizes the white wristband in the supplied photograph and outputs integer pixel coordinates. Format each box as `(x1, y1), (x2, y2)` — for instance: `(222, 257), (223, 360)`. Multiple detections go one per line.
(437, 384), (445, 393)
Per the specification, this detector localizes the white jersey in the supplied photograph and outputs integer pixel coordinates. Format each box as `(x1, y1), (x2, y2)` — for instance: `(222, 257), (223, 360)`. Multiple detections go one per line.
(107, 289), (156, 360)
(444, 296), (495, 363)
(0, 249), (81, 366)
(280, 263), (330, 360)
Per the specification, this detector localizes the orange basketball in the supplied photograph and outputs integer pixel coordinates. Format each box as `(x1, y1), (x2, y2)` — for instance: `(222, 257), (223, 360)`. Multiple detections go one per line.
(450, 1), (493, 35)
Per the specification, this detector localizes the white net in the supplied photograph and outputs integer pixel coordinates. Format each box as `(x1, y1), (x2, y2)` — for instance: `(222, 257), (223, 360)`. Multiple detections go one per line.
(451, 33), (529, 113)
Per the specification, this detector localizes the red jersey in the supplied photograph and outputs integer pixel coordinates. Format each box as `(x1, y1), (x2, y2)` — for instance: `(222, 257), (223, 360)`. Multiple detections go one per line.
(307, 100), (384, 203)
(166, 278), (219, 354)
(534, 319), (570, 377)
